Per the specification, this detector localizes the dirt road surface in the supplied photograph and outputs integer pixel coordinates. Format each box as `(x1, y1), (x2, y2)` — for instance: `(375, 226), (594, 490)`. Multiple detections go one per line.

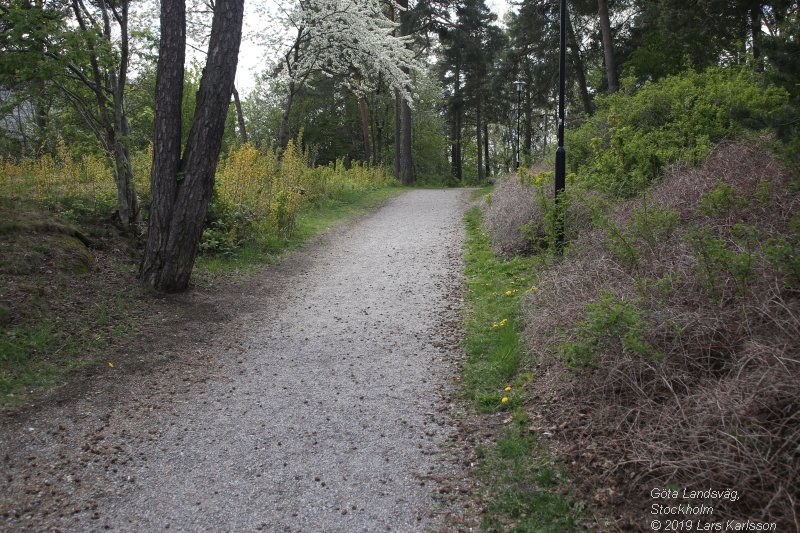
(0, 189), (471, 532)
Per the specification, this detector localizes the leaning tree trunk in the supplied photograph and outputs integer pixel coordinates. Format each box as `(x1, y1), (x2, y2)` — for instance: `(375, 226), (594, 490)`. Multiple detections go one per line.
(140, 0), (244, 293)
(597, 0), (619, 93)
(232, 86), (248, 144)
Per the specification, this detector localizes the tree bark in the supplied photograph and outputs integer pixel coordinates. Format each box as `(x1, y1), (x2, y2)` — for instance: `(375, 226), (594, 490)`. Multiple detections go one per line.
(597, 0), (619, 93)
(232, 86), (248, 144)
(358, 95), (371, 162)
(567, 12), (594, 115)
(140, 0), (244, 292)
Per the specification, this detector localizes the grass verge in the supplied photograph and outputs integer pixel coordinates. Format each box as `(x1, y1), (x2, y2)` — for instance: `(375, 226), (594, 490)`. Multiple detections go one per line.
(462, 205), (581, 531)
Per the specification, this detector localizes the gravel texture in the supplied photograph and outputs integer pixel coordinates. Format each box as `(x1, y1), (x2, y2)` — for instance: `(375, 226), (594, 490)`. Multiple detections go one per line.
(0, 189), (470, 532)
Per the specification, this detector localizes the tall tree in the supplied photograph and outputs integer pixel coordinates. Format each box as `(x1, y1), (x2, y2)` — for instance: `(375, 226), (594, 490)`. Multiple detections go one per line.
(139, 0), (244, 292)
(264, 0), (419, 153)
(396, 0), (414, 184)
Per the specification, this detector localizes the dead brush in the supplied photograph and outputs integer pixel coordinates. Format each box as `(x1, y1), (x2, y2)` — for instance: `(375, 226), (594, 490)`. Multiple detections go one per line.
(482, 171), (544, 256)
(521, 141), (800, 529)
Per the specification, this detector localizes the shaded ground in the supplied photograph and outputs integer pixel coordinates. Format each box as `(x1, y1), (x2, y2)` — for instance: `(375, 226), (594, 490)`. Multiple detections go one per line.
(0, 189), (471, 532)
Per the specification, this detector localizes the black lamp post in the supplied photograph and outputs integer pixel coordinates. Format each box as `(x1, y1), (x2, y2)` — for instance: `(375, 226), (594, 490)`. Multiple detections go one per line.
(554, 0), (567, 253)
(513, 80), (525, 170)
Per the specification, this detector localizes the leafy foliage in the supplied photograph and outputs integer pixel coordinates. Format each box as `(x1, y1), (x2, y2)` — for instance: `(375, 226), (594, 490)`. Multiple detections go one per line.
(566, 67), (789, 197)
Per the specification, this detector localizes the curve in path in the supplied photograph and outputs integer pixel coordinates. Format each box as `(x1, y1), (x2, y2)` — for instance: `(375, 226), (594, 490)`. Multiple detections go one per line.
(1, 189), (470, 532)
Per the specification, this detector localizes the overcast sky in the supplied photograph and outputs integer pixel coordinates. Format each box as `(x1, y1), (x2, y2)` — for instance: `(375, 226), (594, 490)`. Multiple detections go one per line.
(234, 0), (513, 94)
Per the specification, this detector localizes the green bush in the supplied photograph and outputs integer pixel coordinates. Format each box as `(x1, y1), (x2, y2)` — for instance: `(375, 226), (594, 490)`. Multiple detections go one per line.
(559, 291), (657, 370)
(566, 67), (789, 198)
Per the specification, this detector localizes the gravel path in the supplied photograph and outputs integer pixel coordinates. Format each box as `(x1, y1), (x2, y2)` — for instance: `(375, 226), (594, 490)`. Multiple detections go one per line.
(1, 189), (470, 532)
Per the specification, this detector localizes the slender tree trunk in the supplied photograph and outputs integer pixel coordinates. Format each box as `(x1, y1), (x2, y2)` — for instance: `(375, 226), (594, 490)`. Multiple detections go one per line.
(476, 97), (484, 182)
(277, 82), (295, 151)
(232, 86), (248, 144)
(394, 89), (401, 179)
(523, 80), (533, 160)
(567, 12), (594, 115)
(483, 120), (490, 179)
(451, 61), (462, 181)
(71, 0), (139, 228)
(140, 0), (244, 292)
(397, 0), (414, 184)
(597, 0), (619, 93)
(399, 98), (413, 184)
(358, 95), (371, 162)
(751, 5), (762, 70)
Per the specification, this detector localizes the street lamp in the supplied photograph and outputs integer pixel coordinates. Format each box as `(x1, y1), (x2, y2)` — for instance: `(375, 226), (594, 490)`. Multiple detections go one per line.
(554, 0), (567, 253)
(513, 79), (526, 170)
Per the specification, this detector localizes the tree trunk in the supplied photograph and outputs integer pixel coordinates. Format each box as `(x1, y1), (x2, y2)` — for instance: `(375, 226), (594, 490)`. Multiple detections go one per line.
(396, 0), (414, 184)
(476, 97), (484, 182)
(277, 81), (295, 151)
(523, 78), (533, 160)
(232, 86), (248, 144)
(567, 12), (594, 115)
(483, 120), (490, 179)
(394, 89), (401, 179)
(399, 98), (414, 184)
(750, 5), (762, 70)
(140, 0), (244, 293)
(597, 0), (619, 93)
(358, 95), (371, 162)
(451, 61), (462, 181)
(70, 0), (139, 228)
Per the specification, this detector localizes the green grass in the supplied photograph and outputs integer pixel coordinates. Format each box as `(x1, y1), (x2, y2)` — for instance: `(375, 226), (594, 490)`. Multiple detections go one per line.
(0, 307), (120, 407)
(463, 206), (538, 408)
(462, 205), (582, 531)
(195, 186), (403, 281)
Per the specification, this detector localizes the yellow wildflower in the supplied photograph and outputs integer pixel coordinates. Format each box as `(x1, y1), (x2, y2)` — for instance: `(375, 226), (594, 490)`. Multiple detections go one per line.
(504, 386), (512, 392)
(501, 397), (509, 404)
(107, 362), (114, 368)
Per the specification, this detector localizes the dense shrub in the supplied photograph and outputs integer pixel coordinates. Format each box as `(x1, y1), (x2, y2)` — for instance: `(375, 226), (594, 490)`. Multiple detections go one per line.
(522, 142), (799, 528)
(203, 138), (393, 254)
(0, 135), (393, 256)
(566, 67), (789, 198)
(482, 164), (601, 257)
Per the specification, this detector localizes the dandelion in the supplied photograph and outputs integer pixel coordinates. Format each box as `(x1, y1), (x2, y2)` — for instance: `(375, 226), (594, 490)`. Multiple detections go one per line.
(501, 397), (509, 404)
(504, 290), (515, 296)
(107, 362), (114, 368)
(504, 386), (512, 392)
(491, 318), (509, 329)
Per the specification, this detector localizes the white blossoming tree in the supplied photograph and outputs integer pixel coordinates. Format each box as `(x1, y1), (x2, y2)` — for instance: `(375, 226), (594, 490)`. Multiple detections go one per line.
(262, 0), (421, 156)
